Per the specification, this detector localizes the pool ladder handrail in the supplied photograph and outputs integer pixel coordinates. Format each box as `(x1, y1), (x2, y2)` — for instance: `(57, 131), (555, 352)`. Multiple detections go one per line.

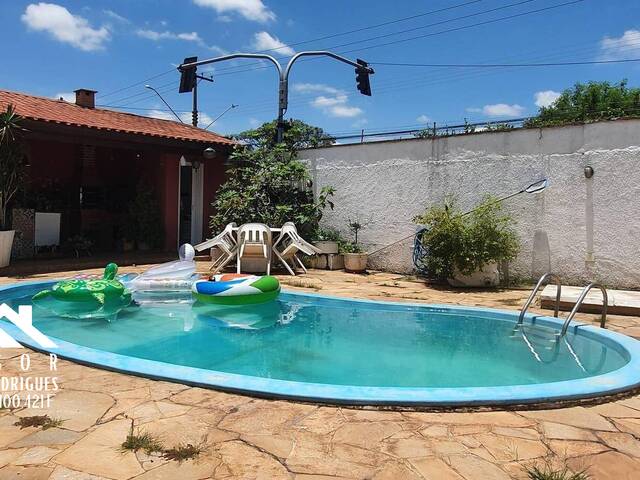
(517, 273), (562, 325)
(559, 283), (608, 337)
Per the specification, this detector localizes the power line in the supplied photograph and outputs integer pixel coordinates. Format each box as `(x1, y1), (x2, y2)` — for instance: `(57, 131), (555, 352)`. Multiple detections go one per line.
(370, 58), (640, 68)
(97, 69), (175, 99)
(96, 0), (485, 100)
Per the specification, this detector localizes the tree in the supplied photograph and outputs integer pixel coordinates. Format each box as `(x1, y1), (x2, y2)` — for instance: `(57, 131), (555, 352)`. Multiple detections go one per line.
(209, 119), (335, 237)
(0, 105), (27, 230)
(525, 79), (640, 128)
(232, 119), (334, 150)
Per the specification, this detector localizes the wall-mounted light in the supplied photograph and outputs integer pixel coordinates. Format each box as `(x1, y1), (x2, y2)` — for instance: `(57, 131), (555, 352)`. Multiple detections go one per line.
(203, 147), (216, 160)
(584, 166), (594, 178)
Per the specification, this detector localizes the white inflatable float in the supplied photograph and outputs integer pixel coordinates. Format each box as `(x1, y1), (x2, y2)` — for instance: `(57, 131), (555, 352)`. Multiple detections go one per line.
(125, 244), (198, 304)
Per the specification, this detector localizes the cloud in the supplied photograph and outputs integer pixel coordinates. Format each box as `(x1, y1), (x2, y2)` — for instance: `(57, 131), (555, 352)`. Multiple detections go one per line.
(534, 90), (561, 108)
(103, 9), (129, 24)
(136, 29), (226, 54)
(465, 107), (482, 113)
(54, 92), (74, 102)
(304, 85), (363, 118)
(21, 2), (110, 51)
(311, 94), (348, 108)
(252, 31), (294, 55)
(293, 83), (340, 95)
(147, 109), (215, 128)
(330, 106), (363, 118)
(599, 30), (640, 60)
(482, 103), (525, 117)
(416, 114), (431, 124)
(193, 0), (275, 23)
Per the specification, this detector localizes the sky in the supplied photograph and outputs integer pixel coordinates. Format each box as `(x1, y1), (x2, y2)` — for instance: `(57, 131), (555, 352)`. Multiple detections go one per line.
(1, 0), (638, 138)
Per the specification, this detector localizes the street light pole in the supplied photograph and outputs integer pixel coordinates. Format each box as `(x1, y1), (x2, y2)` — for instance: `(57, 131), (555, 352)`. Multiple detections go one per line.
(145, 85), (184, 123)
(178, 51), (374, 142)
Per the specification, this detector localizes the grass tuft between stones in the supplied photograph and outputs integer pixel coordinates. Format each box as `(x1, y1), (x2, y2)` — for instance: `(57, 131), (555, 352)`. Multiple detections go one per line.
(121, 427), (205, 462)
(525, 463), (591, 480)
(14, 415), (64, 430)
(162, 442), (205, 462)
(120, 427), (164, 454)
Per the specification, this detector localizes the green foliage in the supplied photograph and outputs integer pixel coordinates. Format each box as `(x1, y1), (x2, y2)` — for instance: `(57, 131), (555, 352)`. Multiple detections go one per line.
(210, 119), (335, 238)
(233, 119), (334, 150)
(525, 463), (590, 480)
(525, 79), (640, 128)
(14, 415), (64, 430)
(311, 226), (343, 242)
(413, 196), (520, 278)
(121, 428), (164, 454)
(162, 442), (205, 462)
(484, 122), (515, 131)
(0, 104), (27, 229)
(339, 219), (367, 254)
(128, 182), (163, 248)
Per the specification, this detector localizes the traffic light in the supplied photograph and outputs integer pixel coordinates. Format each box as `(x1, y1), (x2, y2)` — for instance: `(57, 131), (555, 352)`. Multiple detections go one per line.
(178, 56), (198, 93)
(355, 59), (373, 96)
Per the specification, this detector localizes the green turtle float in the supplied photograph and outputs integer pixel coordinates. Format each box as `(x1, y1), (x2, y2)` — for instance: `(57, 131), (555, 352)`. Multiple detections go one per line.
(33, 263), (132, 320)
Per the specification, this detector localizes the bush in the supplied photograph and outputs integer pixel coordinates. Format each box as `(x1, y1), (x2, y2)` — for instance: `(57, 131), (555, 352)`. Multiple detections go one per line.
(413, 196), (519, 279)
(524, 79), (640, 128)
(209, 120), (335, 238)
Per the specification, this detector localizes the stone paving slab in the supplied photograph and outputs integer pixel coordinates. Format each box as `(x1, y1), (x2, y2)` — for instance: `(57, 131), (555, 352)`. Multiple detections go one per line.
(0, 267), (639, 479)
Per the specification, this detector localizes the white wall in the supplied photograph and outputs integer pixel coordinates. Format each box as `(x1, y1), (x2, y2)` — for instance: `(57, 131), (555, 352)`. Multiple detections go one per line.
(299, 119), (640, 288)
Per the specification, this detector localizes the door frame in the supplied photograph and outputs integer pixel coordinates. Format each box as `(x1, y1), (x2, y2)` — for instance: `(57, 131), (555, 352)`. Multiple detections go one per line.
(178, 156), (204, 246)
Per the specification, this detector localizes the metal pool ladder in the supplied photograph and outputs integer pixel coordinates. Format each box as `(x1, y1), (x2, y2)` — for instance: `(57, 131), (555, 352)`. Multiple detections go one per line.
(559, 283), (608, 337)
(517, 274), (608, 338)
(517, 273), (562, 326)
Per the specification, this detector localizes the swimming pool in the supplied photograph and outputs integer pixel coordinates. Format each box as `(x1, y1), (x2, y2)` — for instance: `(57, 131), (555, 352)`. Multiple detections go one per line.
(2, 280), (640, 406)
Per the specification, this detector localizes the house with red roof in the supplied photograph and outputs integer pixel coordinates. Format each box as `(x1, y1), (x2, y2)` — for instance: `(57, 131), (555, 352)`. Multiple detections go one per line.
(0, 88), (235, 258)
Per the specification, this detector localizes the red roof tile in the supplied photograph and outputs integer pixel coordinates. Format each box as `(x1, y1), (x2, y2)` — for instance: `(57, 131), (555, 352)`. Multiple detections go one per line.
(0, 90), (235, 146)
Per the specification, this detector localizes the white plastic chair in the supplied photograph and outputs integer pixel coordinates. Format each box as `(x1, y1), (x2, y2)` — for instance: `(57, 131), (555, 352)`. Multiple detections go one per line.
(193, 223), (237, 274)
(236, 223), (272, 275)
(273, 222), (320, 275)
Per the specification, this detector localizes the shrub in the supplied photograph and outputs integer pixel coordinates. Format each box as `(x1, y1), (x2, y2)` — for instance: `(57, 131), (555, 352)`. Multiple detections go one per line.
(209, 120), (335, 238)
(413, 196), (519, 279)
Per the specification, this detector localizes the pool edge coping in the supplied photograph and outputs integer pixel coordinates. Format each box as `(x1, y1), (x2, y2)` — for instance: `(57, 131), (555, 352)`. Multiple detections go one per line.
(2, 279), (640, 407)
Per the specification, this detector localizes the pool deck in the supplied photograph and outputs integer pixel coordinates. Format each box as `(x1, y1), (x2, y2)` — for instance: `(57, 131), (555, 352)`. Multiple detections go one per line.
(1, 265), (640, 479)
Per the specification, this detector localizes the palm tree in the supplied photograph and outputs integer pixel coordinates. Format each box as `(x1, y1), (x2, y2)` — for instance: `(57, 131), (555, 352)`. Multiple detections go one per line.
(0, 104), (26, 230)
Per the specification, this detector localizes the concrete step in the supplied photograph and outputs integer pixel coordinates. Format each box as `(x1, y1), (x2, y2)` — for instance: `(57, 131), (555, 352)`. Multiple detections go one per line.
(540, 285), (640, 316)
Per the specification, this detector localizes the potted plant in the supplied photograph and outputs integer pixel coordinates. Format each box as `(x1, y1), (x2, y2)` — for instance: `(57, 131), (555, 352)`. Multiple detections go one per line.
(413, 196), (519, 287)
(342, 219), (368, 273)
(311, 226), (341, 254)
(0, 105), (27, 267)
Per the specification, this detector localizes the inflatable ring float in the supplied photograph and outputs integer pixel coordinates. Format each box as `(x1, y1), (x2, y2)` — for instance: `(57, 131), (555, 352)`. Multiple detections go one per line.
(33, 263), (132, 319)
(192, 274), (280, 305)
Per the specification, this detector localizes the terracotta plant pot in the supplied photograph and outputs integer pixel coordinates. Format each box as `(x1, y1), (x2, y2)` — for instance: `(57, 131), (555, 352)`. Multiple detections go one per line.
(0, 230), (15, 267)
(447, 262), (500, 287)
(313, 241), (339, 254)
(344, 252), (368, 273)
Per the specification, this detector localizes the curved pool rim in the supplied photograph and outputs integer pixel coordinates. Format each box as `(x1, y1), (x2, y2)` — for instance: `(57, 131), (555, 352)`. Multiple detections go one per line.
(3, 279), (640, 407)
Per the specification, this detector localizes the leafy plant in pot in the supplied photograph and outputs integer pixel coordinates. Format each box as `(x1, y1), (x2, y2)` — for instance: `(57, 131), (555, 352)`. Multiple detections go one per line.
(341, 219), (368, 273)
(0, 105), (27, 267)
(413, 196), (519, 287)
(311, 226), (343, 254)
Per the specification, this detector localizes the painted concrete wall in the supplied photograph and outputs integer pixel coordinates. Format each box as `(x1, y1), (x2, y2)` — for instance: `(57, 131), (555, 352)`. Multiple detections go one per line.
(299, 119), (640, 288)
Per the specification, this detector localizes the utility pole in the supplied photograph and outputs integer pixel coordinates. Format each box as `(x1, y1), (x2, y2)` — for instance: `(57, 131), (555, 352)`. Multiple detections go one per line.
(178, 51), (374, 142)
(178, 56), (213, 127)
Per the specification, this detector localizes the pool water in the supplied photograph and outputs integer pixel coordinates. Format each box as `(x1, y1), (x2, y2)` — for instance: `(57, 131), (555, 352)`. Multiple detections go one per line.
(2, 285), (629, 389)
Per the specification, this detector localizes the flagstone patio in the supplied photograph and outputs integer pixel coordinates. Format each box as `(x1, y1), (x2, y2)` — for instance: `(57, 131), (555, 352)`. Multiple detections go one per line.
(0, 265), (639, 479)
